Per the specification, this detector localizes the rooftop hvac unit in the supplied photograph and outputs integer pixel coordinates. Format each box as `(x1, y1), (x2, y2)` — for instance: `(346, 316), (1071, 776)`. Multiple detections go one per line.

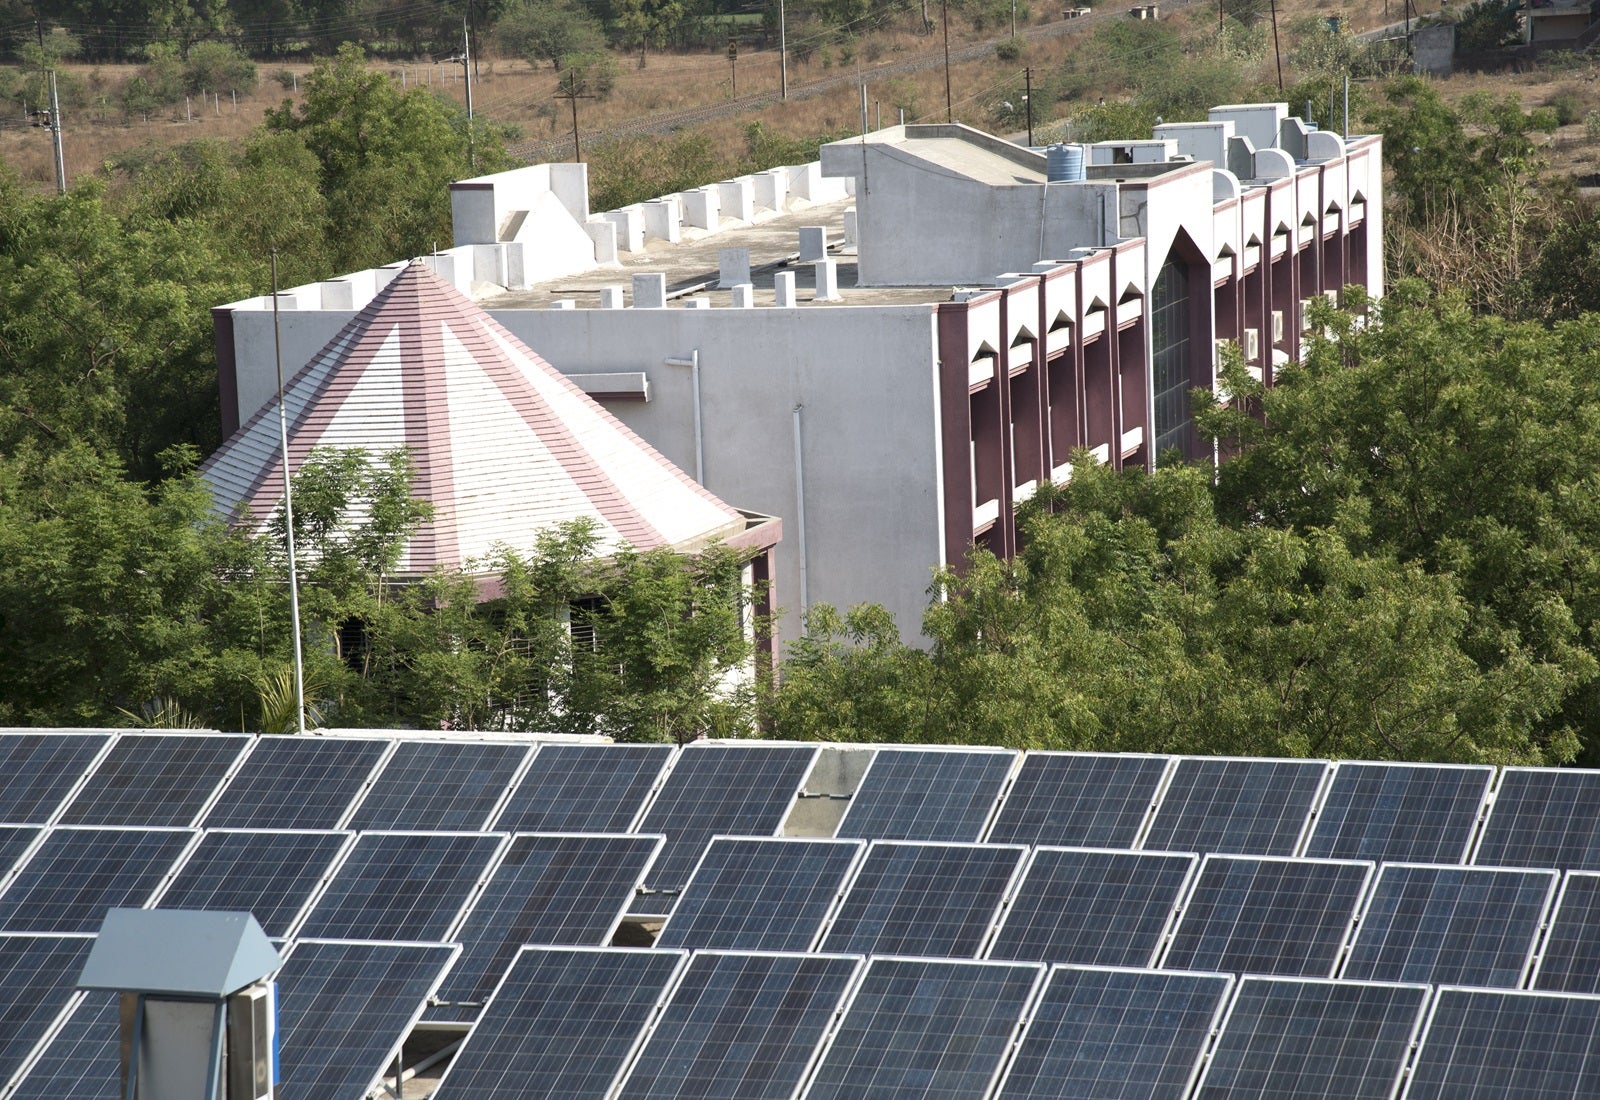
(1271, 311), (1285, 345)
(1243, 328), (1260, 363)
(1324, 289), (1339, 306)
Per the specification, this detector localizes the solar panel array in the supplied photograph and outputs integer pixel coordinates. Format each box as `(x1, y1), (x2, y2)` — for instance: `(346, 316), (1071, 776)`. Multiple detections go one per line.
(9, 732), (1600, 1100)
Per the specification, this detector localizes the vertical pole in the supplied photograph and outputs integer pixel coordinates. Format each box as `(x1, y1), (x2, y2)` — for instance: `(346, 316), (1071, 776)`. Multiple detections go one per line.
(48, 70), (65, 194)
(1011, 0), (1017, 37)
(270, 249), (309, 737)
(1269, 0), (1283, 89)
(1342, 73), (1349, 138)
(1025, 66), (1034, 146)
(691, 352), (704, 485)
(792, 405), (808, 615)
(942, 0), (953, 121)
(464, 19), (476, 170)
(779, 0), (788, 98)
(860, 81), (868, 133)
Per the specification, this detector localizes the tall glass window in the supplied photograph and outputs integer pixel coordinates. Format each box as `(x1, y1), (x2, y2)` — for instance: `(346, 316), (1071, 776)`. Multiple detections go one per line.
(1150, 259), (1192, 458)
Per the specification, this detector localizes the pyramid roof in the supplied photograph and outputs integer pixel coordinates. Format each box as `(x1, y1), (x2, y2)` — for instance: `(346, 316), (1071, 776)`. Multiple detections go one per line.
(201, 262), (745, 575)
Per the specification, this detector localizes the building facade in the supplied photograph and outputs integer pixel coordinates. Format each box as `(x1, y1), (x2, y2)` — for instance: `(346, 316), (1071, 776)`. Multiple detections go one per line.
(212, 102), (1382, 647)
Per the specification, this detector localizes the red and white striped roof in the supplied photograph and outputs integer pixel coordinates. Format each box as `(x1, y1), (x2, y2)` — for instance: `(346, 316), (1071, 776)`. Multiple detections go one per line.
(201, 262), (745, 575)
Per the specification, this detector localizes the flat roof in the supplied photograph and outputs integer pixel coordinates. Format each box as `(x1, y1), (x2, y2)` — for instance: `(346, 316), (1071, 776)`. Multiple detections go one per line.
(484, 198), (947, 311)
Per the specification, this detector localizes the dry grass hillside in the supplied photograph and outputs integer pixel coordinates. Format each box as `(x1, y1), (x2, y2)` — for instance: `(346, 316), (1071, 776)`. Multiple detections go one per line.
(4, 0), (1593, 196)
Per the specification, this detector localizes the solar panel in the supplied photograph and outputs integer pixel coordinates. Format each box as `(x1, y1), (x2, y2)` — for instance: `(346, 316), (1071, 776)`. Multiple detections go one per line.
(1404, 987), (1600, 1100)
(492, 743), (672, 833)
(633, 744), (818, 913)
(1143, 757), (1330, 856)
(274, 939), (458, 1100)
(6, 990), (119, 1099)
(201, 736), (391, 830)
(1161, 855), (1372, 977)
(802, 956), (1044, 1100)
(992, 966), (1232, 1100)
(0, 935), (95, 1091)
(0, 827), (196, 933)
(0, 826), (39, 879)
(1341, 864), (1556, 988)
(1305, 762), (1493, 864)
(987, 848), (1195, 967)
(1197, 977), (1430, 1100)
(834, 748), (1015, 842)
(151, 829), (353, 938)
(987, 753), (1171, 848)
(1474, 768), (1600, 870)
(56, 733), (250, 827)
(296, 831), (504, 941)
(432, 947), (687, 1100)
(0, 733), (109, 825)
(346, 741), (533, 831)
(819, 841), (1027, 958)
(616, 951), (862, 1100)
(1531, 872), (1600, 993)
(428, 833), (664, 1023)
(656, 837), (864, 953)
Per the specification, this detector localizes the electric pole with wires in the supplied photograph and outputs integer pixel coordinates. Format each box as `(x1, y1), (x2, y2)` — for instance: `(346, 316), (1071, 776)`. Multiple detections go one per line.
(555, 71), (597, 163)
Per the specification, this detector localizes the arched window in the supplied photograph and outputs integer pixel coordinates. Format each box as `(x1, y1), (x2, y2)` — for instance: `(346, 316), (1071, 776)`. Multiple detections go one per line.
(1150, 258), (1192, 457)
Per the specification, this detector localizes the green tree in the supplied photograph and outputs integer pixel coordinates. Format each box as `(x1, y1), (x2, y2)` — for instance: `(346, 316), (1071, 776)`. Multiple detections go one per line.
(1203, 284), (1600, 760)
(263, 43), (513, 271)
(495, 0), (607, 68)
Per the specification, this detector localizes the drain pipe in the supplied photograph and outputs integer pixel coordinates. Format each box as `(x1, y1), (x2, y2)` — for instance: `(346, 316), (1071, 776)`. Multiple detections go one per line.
(792, 404), (808, 615)
(664, 352), (704, 484)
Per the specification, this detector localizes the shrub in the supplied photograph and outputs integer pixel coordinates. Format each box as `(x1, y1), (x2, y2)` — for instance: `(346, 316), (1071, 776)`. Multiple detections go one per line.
(996, 36), (1024, 61)
(1546, 87), (1586, 127)
(183, 42), (257, 96)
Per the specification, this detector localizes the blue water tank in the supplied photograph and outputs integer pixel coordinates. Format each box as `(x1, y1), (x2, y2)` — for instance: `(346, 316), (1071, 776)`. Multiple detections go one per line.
(1046, 143), (1085, 182)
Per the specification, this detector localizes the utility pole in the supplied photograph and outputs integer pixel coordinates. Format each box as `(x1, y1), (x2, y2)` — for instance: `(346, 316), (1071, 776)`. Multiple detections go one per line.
(269, 249), (308, 738)
(1010, 0), (1017, 38)
(445, 22), (475, 169)
(48, 69), (64, 194)
(1024, 66), (1034, 147)
(555, 72), (596, 163)
(778, 0), (788, 98)
(1269, 0), (1283, 89)
(942, 0), (953, 122)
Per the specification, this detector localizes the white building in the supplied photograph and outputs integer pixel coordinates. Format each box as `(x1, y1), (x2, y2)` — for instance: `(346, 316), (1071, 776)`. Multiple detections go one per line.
(211, 102), (1382, 647)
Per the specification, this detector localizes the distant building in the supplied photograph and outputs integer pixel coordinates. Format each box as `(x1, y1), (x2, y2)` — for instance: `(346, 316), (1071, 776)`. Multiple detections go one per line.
(211, 102), (1382, 647)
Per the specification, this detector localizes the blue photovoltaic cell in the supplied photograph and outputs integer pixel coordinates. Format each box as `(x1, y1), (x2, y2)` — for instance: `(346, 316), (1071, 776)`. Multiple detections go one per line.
(634, 745), (817, 914)
(994, 967), (1232, 1100)
(432, 948), (686, 1100)
(0, 827), (195, 933)
(820, 842), (1026, 958)
(57, 733), (250, 827)
(0, 826), (38, 879)
(1143, 758), (1329, 856)
(0, 936), (95, 1089)
(988, 753), (1171, 848)
(153, 830), (352, 937)
(297, 832), (503, 941)
(1305, 763), (1492, 864)
(1162, 856), (1371, 977)
(493, 744), (672, 833)
(1533, 872), (1600, 993)
(1342, 865), (1555, 988)
(1474, 768), (1600, 871)
(0, 734), (109, 825)
(347, 741), (532, 831)
(656, 838), (863, 953)
(987, 848), (1195, 967)
(1198, 978), (1429, 1100)
(803, 957), (1044, 1100)
(616, 952), (861, 1100)
(6, 991), (120, 1100)
(274, 940), (457, 1100)
(835, 748), (1015, 842)
(202, 736), (389, 830)
(429, 833), (663, 1022)
(1406, 988), (1600, 1100)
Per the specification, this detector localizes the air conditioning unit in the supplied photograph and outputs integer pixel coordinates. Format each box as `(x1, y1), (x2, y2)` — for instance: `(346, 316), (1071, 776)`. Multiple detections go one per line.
(1243, 328), (1260, 362)
(1271, 311), (1285, 345)
(1299, 298), (1313, 333)
(1324, 289), (1339, 307)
